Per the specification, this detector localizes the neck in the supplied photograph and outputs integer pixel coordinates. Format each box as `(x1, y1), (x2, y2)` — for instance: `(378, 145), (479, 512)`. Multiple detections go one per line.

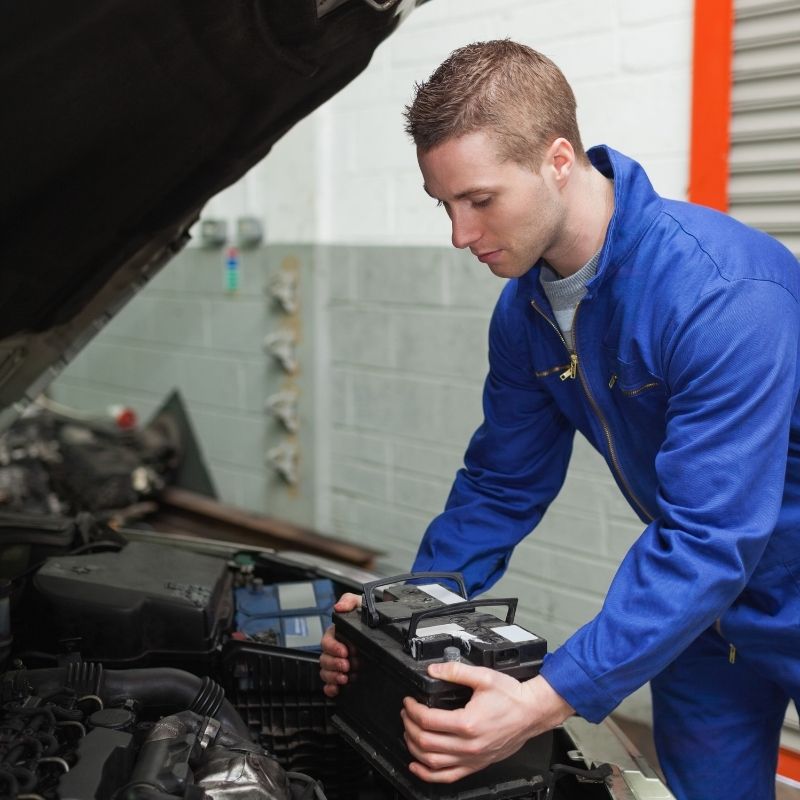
(545, 166), (614, 278)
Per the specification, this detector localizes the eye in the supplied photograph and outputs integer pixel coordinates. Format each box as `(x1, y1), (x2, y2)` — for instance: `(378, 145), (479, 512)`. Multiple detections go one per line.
(472, 197), (492, 209)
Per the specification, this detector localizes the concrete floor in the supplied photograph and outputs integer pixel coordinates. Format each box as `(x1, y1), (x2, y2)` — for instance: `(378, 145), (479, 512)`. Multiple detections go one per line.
(612, 715), (800, 799)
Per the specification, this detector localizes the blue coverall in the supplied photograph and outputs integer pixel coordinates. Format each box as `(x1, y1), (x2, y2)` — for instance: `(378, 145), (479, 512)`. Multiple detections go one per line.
(411, 146), (800, 799)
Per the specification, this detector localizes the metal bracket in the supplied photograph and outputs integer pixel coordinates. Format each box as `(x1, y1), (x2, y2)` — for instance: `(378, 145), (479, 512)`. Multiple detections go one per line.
(265, 389), (299, 433)
(266, 441), (299, 485)
(263, 330), (298, 374)
(267, 271), (298, 314)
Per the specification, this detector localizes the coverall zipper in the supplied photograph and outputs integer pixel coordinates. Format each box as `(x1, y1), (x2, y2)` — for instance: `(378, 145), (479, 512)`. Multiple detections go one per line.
(609, 372), (661, 397)
(530, 299), (655, 522)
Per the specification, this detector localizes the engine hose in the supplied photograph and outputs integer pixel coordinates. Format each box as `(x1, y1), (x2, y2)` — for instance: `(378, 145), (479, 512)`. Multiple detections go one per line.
(120, 711), (220, 800)
(35, 731), (59, 756)
(102, 669), (248, 737)
(0, 768), (18, 797)
(8, 765), (36, 794)
(49, 704), (84, 722)
(3, 735), (43, 764)
(7, 666), (249, 739)
(189, 676), (225, 719)
(1, 706), (56, 727)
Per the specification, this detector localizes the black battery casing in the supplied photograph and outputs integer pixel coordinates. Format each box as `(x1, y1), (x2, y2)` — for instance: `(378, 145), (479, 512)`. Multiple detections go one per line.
(331, 575), (551, 800)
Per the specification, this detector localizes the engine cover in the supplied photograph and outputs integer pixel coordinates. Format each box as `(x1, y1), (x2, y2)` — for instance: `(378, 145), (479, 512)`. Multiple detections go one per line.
(32, 540), (233, 664)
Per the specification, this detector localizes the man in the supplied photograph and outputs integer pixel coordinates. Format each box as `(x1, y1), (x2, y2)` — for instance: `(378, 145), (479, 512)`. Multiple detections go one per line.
(320, 40), (800, 800)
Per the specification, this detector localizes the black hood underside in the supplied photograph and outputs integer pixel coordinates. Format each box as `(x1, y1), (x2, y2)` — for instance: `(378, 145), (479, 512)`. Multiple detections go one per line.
(0, 0), (420, 423)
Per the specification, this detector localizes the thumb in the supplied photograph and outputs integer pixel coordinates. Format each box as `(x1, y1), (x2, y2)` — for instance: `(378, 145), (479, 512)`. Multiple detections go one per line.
(427, 660), (491, 689)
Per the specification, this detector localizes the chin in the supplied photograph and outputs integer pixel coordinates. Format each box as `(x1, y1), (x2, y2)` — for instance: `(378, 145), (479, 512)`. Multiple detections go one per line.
(488, 260), (535, 280)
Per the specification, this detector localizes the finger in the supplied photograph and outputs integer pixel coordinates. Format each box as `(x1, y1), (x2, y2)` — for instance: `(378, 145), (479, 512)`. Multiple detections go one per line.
(320, 632), (349, 659)
(319, 653), (349, 673)
(319, 669), (347, 686)
(334, 592), (362, 612)
(403, 732), (462, 771)
(402, 696), (469, 736)
(408, 760), (475, 784)
(401, 709), (465, 756)
(426, 661), (493, 690)
(322, 684), (340, 699)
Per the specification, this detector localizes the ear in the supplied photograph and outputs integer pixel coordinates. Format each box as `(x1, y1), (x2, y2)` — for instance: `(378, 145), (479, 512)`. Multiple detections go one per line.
(542, 137), (576, 187)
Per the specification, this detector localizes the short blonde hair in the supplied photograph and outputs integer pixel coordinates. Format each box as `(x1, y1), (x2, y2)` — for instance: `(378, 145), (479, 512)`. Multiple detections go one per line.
(404, 40), (587, 168)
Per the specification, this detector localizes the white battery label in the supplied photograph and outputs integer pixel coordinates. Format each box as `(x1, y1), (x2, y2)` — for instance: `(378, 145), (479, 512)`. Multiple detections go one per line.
(492, 624), (540, 643)
(417, 584), (464, 605)
(284, 615), (323, 648)
(416, 622), (465, 638)
(278, 582), (317, 610)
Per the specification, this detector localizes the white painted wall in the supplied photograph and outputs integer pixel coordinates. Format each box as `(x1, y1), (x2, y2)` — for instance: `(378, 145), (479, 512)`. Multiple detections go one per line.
(199, 0), (693, 246)
(319, 0), (693, 244)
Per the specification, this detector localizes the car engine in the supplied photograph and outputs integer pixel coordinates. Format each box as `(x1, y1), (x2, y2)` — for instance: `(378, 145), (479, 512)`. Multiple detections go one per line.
(0, 662), (325, 800)
(0, 528), (357, 800)
(0, 522), (625, 800)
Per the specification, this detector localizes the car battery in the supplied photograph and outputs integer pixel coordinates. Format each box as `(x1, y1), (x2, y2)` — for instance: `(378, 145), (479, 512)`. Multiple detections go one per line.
(234, 578), (336, 650)
(331, 572), (552, 800)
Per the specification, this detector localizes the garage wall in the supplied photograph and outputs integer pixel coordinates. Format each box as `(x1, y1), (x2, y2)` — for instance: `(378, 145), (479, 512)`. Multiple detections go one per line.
(51, 0), (694, 723)
(323, 1), (692, 726)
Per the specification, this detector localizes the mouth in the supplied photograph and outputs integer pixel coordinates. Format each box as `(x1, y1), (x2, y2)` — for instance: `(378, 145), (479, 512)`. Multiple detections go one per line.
(475, 249), (502, 264)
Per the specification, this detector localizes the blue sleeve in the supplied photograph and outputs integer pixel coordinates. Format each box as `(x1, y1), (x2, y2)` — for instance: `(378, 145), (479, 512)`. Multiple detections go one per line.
(541, 277), (800, 721)
(412, 284), (575, 597)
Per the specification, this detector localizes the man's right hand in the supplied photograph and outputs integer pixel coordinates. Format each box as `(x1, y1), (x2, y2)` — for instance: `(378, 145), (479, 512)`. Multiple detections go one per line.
(319, 592), (362, 698)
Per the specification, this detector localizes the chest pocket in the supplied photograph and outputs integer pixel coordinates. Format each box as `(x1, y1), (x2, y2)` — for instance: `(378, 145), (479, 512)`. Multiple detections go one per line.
(606, 354), (668, 432)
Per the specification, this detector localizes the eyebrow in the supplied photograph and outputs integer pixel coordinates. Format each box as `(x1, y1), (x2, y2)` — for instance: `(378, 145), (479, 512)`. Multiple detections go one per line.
(423, 184), (494, 201)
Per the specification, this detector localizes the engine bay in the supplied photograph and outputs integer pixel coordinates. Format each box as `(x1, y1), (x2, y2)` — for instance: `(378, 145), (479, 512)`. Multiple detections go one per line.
(0, 527), (628, 800)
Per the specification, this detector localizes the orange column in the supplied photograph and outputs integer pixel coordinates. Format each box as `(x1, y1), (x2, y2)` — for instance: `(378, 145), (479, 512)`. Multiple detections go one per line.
(688, 0), (734, 210)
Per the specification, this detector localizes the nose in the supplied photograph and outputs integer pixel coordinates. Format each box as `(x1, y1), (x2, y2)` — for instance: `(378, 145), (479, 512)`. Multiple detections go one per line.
(450, 208), (481, 250)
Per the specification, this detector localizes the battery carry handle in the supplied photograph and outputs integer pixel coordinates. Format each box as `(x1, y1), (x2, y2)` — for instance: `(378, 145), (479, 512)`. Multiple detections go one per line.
(361, 572), (469, 627)
(405, 597), (519, 644)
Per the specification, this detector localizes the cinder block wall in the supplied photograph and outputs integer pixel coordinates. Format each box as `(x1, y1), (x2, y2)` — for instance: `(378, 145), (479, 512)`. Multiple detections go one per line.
(325, 245), (499, 571)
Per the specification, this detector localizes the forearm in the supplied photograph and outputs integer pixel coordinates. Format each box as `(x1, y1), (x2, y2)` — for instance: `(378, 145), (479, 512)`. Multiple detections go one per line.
(520, 675), (576, 737)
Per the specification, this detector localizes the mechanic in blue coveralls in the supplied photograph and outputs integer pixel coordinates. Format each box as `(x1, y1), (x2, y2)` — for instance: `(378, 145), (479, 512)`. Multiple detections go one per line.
(320, 40), (800, 800)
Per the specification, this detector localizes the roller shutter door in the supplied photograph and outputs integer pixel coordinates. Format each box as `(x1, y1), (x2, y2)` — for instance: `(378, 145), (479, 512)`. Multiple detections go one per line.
(731, 0), (800, 769)
(729, 0), (800, 259)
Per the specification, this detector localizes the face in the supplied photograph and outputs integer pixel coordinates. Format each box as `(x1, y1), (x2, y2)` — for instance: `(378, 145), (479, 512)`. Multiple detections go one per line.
(417, 131), (565, 279)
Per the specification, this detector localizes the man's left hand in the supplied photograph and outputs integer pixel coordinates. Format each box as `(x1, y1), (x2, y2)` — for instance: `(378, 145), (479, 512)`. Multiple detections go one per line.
(401, 663), (574, 783)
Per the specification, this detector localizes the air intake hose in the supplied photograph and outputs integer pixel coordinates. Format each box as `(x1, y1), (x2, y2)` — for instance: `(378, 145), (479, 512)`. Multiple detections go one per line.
(5, 663), (249, 738)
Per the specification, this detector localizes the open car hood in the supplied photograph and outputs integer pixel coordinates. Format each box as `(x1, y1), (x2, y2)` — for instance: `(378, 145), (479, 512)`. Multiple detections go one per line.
(0, 0), (423, 430)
